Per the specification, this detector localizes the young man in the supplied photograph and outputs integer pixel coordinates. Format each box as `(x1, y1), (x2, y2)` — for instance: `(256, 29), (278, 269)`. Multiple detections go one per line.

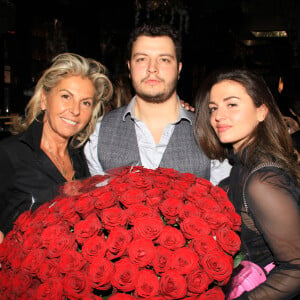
(84, 23), (231, 184)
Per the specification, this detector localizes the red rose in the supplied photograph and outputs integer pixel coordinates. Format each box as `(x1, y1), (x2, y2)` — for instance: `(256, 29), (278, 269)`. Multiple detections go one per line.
(74, 213), (102, 244)
(41, 224), (69, 248)
(21, 248), (46, 275)
(94, 190), (116, 211)
(35, 277), (64, 299)
(107, 182), (130, 196)
(151, 175), (172, 190)
(143, 297), (167, 300)
(74, 193), (96, 218)
(178, 172), (197, 183)
(108, 294), (136, 300)
(180, 216), (211, 239)
(210, 185), (229, 203)
(13, 210), (32, 232)
(201, 250), (233, 285)
(80, 292), (103, 300)
(171, 180), (193, 191)
(20, 232), (42, 255)
(225, 210), (242, 232)
(191, 234), (220, 260)
(38, 258), (61, 282)
(62, 270), (92, 299)
(6, 243), (25, 271)
(156, 226), (185, 250)
(119, 188), (146, 207)
(156, 167), (179, 177)
(55, 197), (80, 226)
(128, 238), (155, 267)
(106, 227), (132, 260)
(194, 196), (222, 214)
(30, 201), (56, 227)
(11, 271), (32, 296)
(47, 233), (76, 258)
(152, 245), (172, 275)
(101, 206), (128, 231)
(59, 249), (86, 273)
(186, 182), (211, 202)
(132, 216), (164, 240)
(42, 211), (62, 228)
(170, 247), (199, 275)
(160, 270), (187, 299)
(82, 235), (107, 263)
(127, 204), (158, 225)
(111, 258), (139, 292)
(159, 197), (184, 224)
(135, 269), (159, 298)
(178, 203), (201, 221)
(186, 268), (213, 294)
(145, 188), (163, 208)
(218, 198), (236, 212)
(88, 257), (114, 289)
(216, 228), (241, 256)
(125, 172), (152, 190)
(198, 286), (225, 299)
(164, 189), (185, 201)
(203, 212), (231, 231)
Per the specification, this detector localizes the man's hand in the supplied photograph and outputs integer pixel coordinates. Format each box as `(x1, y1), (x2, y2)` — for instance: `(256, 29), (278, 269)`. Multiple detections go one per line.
(180, 100), (195, 112)
(0, 231), (3, 244)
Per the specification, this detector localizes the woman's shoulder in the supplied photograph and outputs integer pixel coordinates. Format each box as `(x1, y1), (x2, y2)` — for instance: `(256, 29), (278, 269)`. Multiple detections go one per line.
(247, 164), (299, 204)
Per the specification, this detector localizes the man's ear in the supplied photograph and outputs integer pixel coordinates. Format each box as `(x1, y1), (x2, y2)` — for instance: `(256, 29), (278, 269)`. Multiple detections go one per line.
(127, 61), (131, 78)
(178, 62), (182, 79)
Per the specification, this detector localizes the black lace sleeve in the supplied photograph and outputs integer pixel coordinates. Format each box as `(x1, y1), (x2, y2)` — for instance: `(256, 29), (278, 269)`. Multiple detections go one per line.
(244, 167), (300, 300)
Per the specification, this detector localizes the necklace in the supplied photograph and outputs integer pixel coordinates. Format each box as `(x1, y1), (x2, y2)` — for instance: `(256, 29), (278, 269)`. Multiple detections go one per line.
(44, 140), (68, 177)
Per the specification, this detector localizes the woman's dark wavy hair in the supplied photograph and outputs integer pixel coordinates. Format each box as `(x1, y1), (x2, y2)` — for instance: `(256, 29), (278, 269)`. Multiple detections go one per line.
(194, 68), (300, 182)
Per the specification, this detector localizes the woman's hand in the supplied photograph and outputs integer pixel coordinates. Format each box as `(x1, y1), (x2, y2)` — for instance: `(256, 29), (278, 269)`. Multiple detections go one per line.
(180, 100), (195, 112)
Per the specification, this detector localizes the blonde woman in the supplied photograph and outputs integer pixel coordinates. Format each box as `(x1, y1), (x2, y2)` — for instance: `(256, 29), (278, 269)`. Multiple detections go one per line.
(0, 53), (113, 238)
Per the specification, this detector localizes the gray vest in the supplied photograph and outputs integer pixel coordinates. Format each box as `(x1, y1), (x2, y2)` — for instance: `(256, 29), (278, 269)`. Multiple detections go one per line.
(97, 106), (210, 179)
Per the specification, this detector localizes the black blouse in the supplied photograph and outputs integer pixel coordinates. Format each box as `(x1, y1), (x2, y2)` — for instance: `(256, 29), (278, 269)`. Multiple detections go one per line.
(0, 116), (90, 234)
(227, 154), (300, 299)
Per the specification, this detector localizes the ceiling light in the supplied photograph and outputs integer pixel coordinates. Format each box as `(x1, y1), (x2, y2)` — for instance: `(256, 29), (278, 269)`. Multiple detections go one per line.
(251, 30), (288, 38)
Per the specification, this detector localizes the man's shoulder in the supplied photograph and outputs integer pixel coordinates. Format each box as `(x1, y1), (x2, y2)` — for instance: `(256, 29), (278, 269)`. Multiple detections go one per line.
(103, 105), (127, 118)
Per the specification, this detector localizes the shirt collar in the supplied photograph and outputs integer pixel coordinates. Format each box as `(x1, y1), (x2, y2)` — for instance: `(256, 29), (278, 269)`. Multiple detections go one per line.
(122, 96), (192, 125)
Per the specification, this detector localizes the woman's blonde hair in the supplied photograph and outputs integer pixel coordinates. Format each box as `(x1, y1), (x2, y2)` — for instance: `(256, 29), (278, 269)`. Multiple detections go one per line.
(11, 52), (113, 147)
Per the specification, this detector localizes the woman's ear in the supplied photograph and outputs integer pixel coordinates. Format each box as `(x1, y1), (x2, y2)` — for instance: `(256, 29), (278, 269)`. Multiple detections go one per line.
(40, 89), (47, 110)
(257, 104), (268, 122)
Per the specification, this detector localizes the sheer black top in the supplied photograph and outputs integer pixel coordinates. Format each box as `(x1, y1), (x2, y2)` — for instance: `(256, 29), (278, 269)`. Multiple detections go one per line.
(227, 154), (300, 300)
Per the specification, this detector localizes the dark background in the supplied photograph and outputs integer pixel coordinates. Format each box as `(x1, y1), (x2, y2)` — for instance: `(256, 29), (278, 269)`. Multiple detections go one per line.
(1, 0), (300, 115)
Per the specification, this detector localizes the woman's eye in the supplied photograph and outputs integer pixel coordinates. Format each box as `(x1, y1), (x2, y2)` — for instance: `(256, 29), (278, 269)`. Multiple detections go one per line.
(82, 100), (92, 107)
(228, 103), (237, 108)
(209, 106), (217, 113)
(61, 94), (70, 100)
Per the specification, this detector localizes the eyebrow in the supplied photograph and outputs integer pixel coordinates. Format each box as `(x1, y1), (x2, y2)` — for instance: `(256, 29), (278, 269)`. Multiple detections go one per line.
(209, 96), (240, 104)
(59, 89), (93, 100)
(132, 53), (175, 59)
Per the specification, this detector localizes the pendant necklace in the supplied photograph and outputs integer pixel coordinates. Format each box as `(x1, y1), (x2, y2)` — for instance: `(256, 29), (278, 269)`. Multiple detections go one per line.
(44, 141), (68, 177)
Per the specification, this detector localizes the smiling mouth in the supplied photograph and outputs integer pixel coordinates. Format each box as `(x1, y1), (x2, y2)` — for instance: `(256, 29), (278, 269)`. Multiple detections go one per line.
(217, 126), (231, 133)
(61, 117), (78, 126)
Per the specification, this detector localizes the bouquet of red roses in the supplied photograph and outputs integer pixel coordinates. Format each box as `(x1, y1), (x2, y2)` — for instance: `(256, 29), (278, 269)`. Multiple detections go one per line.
(0, 166), (241, 300)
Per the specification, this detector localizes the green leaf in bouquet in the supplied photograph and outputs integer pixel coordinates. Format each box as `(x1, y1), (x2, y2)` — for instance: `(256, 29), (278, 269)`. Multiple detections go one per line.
(233, 252), (245, 268)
